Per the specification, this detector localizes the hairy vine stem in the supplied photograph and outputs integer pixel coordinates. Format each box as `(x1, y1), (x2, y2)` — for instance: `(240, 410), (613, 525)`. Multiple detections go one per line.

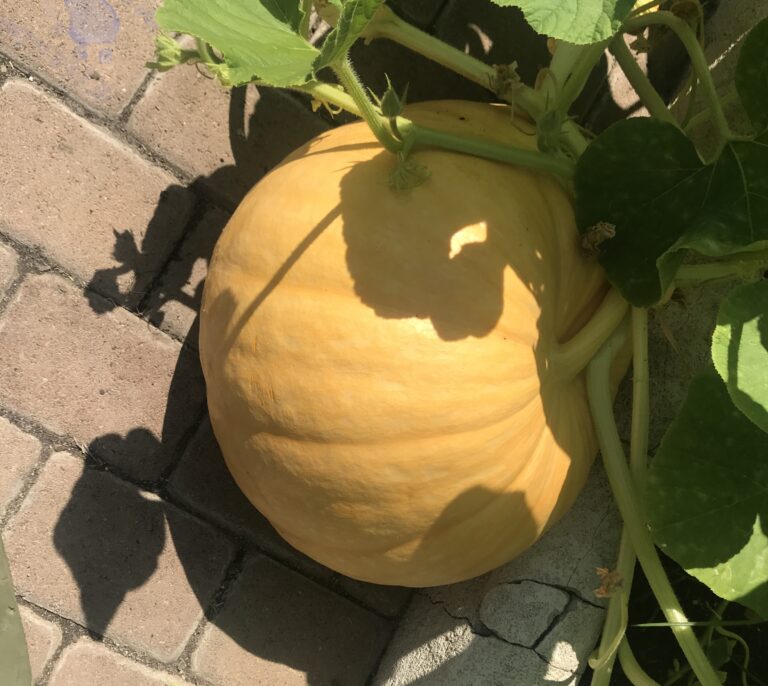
(587, 323), (721, 686)
(361, 6), (542, 116)
(395, 119), (576, 178)
(352, 5), (590, 158)
(618, 641), (661, 686)
(623, 11), (732, 142)
(590, 307), (650, 685)
(296, 78), (578, 179)
(551, 41), (607, 120)
(550, 288), (628, 381)
(333, 58), (403, 153)
(609, 36), (677, 126)
(674, 248), (768, 287)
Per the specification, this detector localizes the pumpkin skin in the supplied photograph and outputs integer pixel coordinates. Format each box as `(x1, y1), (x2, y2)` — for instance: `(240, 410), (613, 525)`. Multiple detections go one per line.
(200, 100), (611, 587)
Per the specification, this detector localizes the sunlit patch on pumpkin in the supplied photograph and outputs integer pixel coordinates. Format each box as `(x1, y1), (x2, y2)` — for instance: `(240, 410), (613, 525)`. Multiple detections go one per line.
(449, 221), (489, 259)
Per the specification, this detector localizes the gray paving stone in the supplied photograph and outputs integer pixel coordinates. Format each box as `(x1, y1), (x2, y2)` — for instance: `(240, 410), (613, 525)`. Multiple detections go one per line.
(535, 598), (605, 675)
(479, 581), (570, 647)
(5, 452), (234, 662)
(374, 593), (576, 685)
(0, 80), (193, 306)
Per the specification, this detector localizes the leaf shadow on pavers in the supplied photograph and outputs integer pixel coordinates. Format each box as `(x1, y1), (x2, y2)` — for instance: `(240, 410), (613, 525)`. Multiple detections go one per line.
(84, 85), (292, 320)
(53, 438), (166, 637)
(51, 88), (408, 681)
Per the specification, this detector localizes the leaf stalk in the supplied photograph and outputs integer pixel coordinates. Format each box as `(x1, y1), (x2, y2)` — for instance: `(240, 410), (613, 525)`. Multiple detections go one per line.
(674, 249), (768, 288)
(609, 36), (677, 126)
(591, 308), (650, 684)
(332, 58), (402, 153)
(587, 324), (721, 686)
(359, 5), (590, 158)
(623, 12), (732, 142)
(550, 287), (629, 381)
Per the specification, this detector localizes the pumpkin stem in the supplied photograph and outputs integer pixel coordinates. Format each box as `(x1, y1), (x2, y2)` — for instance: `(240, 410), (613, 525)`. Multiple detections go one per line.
(550, 288), (629, 381)
(394, 118), (576, 179)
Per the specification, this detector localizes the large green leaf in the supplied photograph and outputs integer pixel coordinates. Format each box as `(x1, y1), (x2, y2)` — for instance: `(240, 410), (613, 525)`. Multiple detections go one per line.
(574, 119), (706, 306)
(489, 0), (634, 44)
(646, 371), (768, 618)
(156, 0), (318, 86)
(735, 17), (768, 133)
(575, 118), (768, 305)
(0, 536), (31, 686)
(712, 280), (768, 433)
(316, 0), (383, 70)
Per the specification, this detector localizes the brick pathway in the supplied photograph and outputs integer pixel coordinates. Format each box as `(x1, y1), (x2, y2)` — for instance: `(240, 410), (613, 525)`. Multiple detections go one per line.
(0, 1), (473, 683)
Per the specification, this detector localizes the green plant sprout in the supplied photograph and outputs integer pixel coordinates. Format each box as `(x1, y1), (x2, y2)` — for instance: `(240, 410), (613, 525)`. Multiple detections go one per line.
(148, 1), (768, 684)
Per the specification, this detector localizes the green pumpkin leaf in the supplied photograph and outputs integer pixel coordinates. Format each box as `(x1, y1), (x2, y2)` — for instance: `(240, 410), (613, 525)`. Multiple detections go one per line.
(706, 637), (735, 670)
(735, 17), (768, 133)
(0, 536), (32, 685)
(712, 280), (768, 433)
(575, 119), (768, 306)
(678, 136), (768, 258)
(262, 0), (304, 31)
(488, 0), (634, 44)
(574, 119), (707, 306)
(315, 0), (383, 70)
(646, 371), (768, 619)
(155, 0), (318, 87)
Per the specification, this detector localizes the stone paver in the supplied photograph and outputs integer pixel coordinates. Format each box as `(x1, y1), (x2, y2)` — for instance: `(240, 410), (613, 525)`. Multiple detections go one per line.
(0, 0), (160, 116)
(128, 71), (329, 208)
(168, 418), (411, 618)
(192, 554), (392, 686)
(0, 80), (193, 306)
(374, 594), (576, 686)
(0, 416), (41, 518)
(0, 241), (20, 297)
(49, 639), (195, 686)
(535, 599), (604, 675)
(19, 605), (63, 681)
(376, 465), (619, 683)
(478, 581), (570, 647)
(5, 452), (233, 663)
(0, 273), (204, 481)
(423, 464), (619, 626)
(145, 208), (229, 346)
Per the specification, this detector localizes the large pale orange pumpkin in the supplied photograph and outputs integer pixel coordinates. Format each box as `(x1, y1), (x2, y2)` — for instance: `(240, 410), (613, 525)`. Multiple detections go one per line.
(200, 100), (614, 587)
